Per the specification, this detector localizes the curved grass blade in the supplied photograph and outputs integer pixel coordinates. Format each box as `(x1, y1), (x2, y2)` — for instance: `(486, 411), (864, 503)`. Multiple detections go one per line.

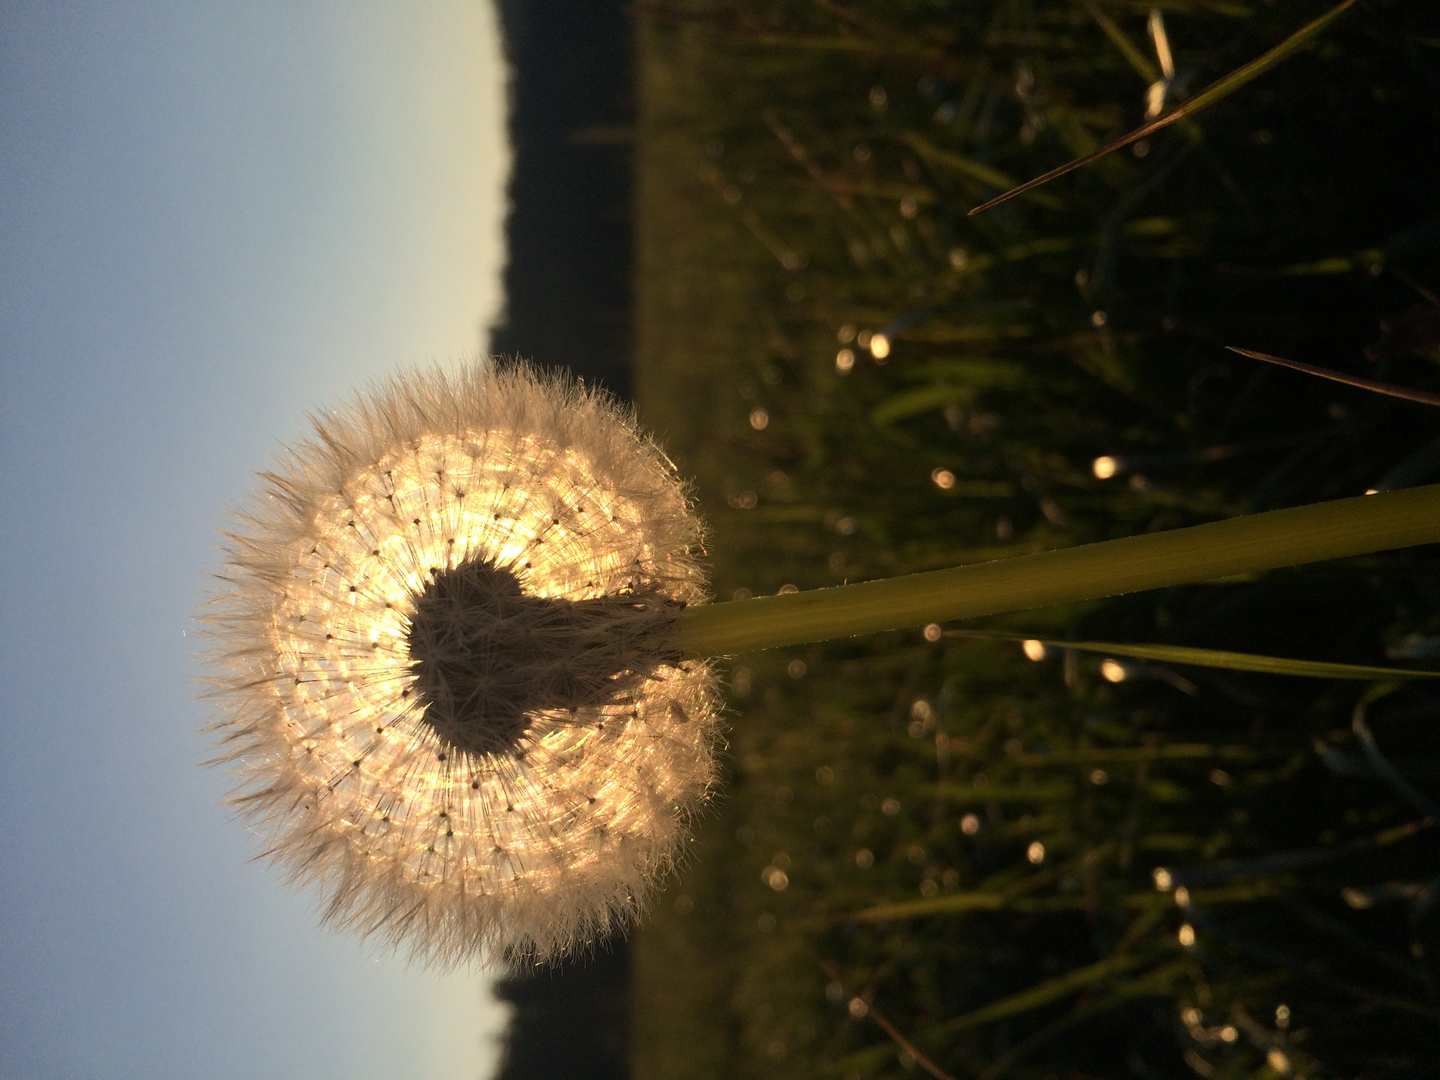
(1352, 689), (1440, 818)
(819, 962), (958, 1080)
(1228, 346), (1440, 407)
(952, 629), (1440, 680)
(969, 0), (1361, 216)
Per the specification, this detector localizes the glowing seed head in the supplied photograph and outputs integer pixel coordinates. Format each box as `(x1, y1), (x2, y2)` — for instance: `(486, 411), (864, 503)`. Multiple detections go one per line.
(202, 361), (719, 966)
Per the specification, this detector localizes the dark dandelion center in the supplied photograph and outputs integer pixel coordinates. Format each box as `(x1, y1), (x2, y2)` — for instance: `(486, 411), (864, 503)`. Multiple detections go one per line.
(406, 560), (678, 757)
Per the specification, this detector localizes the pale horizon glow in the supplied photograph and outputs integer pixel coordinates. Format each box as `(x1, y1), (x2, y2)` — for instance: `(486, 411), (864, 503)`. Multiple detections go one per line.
(0, 3), (513, 1078)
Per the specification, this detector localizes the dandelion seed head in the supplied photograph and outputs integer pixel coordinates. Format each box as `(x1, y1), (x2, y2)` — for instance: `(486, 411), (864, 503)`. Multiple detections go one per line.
(203, 361), (719, 966)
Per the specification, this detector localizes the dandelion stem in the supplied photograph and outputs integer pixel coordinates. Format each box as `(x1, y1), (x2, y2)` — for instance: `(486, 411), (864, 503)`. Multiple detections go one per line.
(672, 485), (1440, 656)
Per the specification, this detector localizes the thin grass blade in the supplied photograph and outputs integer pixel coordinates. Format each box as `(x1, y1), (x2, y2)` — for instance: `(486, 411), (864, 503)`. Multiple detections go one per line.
(969, 0), (1361, 215)
(937, 953), (1156, 1032)
(1228, 346), (1440, 407)
(951, 630), (1440, 680)
(1080, 0), (1160, 84)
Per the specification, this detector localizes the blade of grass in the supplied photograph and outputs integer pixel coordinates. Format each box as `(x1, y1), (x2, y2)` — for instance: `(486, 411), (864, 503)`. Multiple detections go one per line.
(1079, 0), (1161, 84)
(1228, 345), (1440, 407)
(968, 0), (1361, 215)
(929, 781), (1077, 802)
(949, 629), (1440, 680)
(835, 885), (1281, 925)
(1352, 688), (1440, 818)
(896, 131), (1064, 209)
(1158, 819), (1430, 889)
(976, 958), (1192, 1080)
(818, 961), (958, 1080)
(936, 952), (1157, 1032)
(1009, 743), (1258, 765)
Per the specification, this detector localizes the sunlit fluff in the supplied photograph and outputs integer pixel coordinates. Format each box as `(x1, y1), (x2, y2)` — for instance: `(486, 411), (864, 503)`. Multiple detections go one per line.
(203, 362), (718, 965)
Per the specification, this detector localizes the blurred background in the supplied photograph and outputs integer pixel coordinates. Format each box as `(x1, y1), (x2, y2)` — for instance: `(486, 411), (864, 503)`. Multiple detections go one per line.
(7, 2), (1440, 1079)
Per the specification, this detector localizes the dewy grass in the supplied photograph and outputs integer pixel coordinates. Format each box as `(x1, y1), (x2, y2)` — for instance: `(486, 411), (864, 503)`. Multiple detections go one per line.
(631, 1), (1440, 1076)
(674, 484), (1440, 656)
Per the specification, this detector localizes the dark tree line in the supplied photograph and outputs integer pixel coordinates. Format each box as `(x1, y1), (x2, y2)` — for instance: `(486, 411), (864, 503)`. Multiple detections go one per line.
(491, 2), (635, 1076)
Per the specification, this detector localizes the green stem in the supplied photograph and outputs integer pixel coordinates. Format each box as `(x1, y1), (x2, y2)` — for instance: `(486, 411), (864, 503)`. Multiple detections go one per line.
(672, 485), (1440, 657)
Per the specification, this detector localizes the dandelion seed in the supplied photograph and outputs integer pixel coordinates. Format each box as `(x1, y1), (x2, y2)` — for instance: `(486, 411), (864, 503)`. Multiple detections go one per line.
(203, 361), (719, 965)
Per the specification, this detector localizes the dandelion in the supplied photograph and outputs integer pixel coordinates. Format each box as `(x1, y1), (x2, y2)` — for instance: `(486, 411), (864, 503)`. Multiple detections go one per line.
(205, 360), (1440, 964)
(203, 362), (718, 966)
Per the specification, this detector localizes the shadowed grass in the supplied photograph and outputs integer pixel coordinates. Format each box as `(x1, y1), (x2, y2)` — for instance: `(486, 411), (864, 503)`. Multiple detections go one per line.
(969, 0), (1363, 214)
(631, 1), (1440, 1077)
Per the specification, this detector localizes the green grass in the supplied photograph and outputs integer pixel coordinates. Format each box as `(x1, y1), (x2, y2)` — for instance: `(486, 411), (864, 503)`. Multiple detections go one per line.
(630, 2), (1440, 1077)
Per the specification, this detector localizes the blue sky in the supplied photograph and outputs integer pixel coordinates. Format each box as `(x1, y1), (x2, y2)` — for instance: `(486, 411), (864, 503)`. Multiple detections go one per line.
(0, 3), (512, 1077)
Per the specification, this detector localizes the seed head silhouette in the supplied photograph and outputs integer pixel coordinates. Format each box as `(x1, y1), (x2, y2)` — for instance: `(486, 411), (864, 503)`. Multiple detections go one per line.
(203, 362), (718, 965)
